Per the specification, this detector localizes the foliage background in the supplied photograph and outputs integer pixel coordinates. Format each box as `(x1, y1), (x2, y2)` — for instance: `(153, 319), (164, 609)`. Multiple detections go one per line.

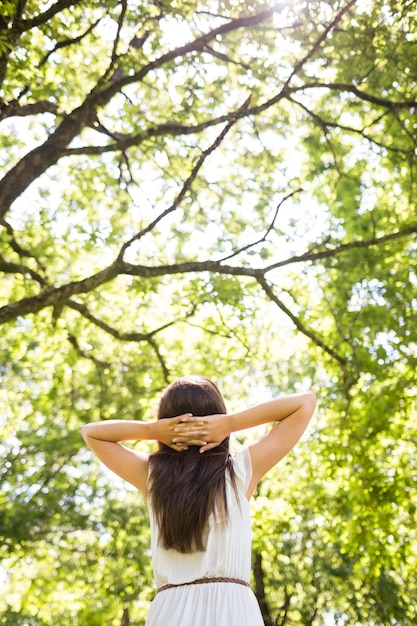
(0, 0), (416, 624)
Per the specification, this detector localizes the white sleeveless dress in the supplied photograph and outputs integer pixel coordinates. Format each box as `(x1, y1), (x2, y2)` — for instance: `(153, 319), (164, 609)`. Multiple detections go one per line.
(145, 447), (265, 626)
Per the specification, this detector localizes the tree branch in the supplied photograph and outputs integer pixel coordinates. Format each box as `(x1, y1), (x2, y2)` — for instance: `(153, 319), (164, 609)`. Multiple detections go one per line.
(116, 95), (252, 261)
(289, 96), (411, 156)
(20, 0), (84, 31)
(0, 100), (60, 121)
(218, 188), (303, 262)
(0, 218), (47, 271)
(146, 337), (171, 384)
(255, 274), (347, 366)
(246, 0), (360, 117)
(203, 44), (251, 70)
(0, 6), (280, 219)
(262, 223), (417, 272)
(1, 223), (415, 326)
(63, 110), (241, 156)
(0, 2), (367, 219)
(286, 0), (359, 84)
(38, 16), (102, 68)
(67, 298), (196, 342)
(66, 299), (197, 383)
(0, 13), (103, 121)
(0, 253), (47, 285)
(0, 0), (85, 87)
(301, 81), (417, 111)
(91, 7), (282, 104)
(0, 263), (120, 324)
(67, 333), (110, 369)
(65, 67), (416, 159)
(109, 0), (127, 68)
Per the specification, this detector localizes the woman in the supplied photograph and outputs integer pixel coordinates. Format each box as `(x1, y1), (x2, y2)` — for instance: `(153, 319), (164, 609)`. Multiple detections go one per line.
(82, 375), (316, 625)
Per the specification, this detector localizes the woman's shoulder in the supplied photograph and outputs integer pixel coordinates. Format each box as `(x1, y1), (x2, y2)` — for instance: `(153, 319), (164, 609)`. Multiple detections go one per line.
(230, 445), (252, 491)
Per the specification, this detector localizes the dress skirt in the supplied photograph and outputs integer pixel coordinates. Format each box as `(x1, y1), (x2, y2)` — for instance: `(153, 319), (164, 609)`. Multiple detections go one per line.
(146, 581), (264, 625)
(145, 446), (265, 626)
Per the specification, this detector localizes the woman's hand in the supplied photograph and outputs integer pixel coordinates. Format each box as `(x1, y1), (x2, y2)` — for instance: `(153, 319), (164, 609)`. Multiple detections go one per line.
(172, 414), (232, 453)
(153, 414), (209, 451)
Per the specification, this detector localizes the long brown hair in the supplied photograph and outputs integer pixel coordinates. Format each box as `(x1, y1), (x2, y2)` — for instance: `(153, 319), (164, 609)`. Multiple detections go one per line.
(147, 375), (236, 553)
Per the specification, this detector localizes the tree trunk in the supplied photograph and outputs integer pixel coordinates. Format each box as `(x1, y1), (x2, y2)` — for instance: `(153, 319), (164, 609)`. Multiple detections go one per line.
(121, 607), (130, 626)
(253, 551), (273, 626)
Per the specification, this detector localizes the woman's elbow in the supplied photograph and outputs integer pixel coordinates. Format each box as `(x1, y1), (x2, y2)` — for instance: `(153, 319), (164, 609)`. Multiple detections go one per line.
(81, 423), (94, 442)
(303, 391), (317, 418)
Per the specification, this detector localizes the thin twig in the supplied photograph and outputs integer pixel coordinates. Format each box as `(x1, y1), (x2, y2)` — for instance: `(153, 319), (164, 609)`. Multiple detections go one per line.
(116, 95), (252, 262)
(218, 188), (303, 262)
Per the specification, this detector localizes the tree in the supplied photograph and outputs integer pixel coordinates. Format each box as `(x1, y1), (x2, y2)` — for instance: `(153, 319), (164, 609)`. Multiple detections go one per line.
(1, 0), (416, 624)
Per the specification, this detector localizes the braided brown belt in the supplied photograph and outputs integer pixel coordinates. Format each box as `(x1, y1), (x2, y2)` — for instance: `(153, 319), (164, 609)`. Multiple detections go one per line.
(152, 576), (250, 600)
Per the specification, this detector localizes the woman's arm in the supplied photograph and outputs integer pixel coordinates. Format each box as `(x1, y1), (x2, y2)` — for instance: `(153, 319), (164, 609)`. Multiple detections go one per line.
(81, 415), (206, 496)
(243, 392), (316, 496)
(173, 391), (317, 497)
